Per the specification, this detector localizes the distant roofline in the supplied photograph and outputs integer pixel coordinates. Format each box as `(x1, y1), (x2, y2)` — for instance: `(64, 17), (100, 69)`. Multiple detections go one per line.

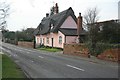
(96, 19), (119, 23)
(87, 19), (119, 25)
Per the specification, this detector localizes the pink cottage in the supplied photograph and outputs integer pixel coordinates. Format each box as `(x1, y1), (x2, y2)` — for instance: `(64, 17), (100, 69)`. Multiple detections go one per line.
(34, 3), (86, 49)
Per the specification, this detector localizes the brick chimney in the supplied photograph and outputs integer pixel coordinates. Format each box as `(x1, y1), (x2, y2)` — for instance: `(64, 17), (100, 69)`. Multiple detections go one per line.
(77, 13), (82, 43)
(46, 13), (49, 17)
(54, 3), (59, 14)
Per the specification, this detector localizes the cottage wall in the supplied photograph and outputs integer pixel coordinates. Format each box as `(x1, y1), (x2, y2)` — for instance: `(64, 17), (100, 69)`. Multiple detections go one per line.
(60, 16), (77, 29)
(35, 35), (40, 45)
(37, 31), (65, 48)
(66, 36), (77, 43)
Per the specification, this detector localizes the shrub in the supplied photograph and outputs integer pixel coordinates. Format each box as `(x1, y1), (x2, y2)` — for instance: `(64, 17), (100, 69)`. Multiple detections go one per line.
(85, 42), (120, 56)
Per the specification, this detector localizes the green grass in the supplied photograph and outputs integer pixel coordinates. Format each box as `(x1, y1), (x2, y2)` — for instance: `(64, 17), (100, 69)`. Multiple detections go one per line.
(38, 47), (62, 52)
(1, 54), (25, 78)
(0, 54), (2, 79)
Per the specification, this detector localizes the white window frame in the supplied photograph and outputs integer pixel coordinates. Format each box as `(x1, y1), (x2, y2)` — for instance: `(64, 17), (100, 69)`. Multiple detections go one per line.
(40, 38), (42, 44)
(46, 37), (49, 44)
(59, 36), (62, 44)
(51, 24), (54, 30)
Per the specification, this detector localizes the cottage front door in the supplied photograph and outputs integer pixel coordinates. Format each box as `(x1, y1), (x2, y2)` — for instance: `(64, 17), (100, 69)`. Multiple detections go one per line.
(51, 38), (53, 48)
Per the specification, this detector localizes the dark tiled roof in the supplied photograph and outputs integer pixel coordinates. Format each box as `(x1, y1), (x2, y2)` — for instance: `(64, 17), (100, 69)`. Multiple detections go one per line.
(34, 7), (77, 35)
(33, 25), (41, 35)
(59, 28), (87, 36)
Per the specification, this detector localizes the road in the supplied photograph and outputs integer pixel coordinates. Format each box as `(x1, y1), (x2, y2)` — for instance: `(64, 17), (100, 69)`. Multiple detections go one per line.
(0, 42), (119, 79)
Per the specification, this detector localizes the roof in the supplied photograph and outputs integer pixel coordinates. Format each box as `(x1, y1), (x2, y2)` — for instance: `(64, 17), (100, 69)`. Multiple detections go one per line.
(59, 28), (87, 36)
(88, 19), (119, 26)
(34, 7), (77, 35)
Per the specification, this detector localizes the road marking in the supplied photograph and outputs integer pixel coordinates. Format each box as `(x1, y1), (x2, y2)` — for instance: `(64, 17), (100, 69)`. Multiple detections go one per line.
(31, 61), (34, 62)
(19, 50), (22, 51)
(39, 56), (44, 58)
(0, 52), (4, 54)
(26, 49), (32, 52)
(15, 60), (19, 62)
(27, 52), (30, 54)
(14, 55), (17, 56)
(66, 64), (85, 71)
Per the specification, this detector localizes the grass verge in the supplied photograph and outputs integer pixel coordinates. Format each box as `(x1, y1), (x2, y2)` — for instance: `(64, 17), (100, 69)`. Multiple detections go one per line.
(38, 47), (62, 52)
(0, 54), (2, 79)
(1, 54), (25, 78)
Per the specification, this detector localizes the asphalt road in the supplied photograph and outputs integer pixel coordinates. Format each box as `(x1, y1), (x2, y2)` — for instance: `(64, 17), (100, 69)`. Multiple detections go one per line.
(0, 42), (119, 78)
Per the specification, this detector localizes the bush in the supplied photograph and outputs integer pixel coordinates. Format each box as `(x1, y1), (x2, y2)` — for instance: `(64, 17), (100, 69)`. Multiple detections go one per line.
(85, 42), (120, 56)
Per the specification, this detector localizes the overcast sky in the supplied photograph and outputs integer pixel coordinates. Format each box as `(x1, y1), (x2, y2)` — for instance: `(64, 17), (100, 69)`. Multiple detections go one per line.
(2, 0), (119, 31)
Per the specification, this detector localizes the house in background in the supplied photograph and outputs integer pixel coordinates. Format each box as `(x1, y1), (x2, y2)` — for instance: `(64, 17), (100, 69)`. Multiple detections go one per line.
(92, 19), (119, 32)
(34, 3), (86, 48)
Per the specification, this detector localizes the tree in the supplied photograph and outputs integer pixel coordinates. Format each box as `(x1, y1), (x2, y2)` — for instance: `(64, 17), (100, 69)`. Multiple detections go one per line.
(16, 28), (35, 42)
(83, 7), (99, 56)
(83, 7), (99, 30)
(0, 1), (10, 30)
(100, 20), (120, 43)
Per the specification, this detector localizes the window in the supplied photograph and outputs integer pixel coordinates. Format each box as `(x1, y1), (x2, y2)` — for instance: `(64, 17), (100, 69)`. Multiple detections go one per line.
(59, 36), (62, 44)
(46, 37), (49, 44)
(43, 38), (45, 44)
(99, 25), (103, 31)
(40, 38), (42, 43)
(37, 38), (39, 43)
(51, 24), (54, 30)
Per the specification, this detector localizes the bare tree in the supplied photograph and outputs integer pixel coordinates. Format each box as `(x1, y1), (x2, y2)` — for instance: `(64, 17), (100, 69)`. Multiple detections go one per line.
(0, 1), (10, 30)
(83, 7), (99, 30)
(83, 7), (100, 56)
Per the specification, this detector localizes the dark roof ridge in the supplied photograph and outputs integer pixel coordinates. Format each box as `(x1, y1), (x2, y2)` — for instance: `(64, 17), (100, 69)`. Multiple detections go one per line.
(59, 28), (77, 30)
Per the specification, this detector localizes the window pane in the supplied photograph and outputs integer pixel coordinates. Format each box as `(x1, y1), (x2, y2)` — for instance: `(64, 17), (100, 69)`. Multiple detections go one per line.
(47, 37), (49, 44)
(59, 36), (62, 44)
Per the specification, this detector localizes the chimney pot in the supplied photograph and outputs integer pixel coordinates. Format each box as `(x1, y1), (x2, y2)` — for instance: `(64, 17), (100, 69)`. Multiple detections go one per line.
(79, 13), (81, 17)
(46, 13), (49, 17)
(55, 3), (58, 7)
(54, 3), (59, 14)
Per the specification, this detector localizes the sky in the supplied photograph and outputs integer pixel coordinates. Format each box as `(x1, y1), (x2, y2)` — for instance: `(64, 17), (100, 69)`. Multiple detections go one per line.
(1, 0), (119, 31)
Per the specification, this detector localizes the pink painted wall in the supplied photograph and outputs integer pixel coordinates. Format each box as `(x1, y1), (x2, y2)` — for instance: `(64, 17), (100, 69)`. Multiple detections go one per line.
(55, 31), (65, 48)
(37, 32), (77, 48)
(66, 36), (77, 44)
(35, 35), (40, 44)
(60, 16), (77, 29)
(36, 32), (65, 48)
(45, 32), (65, 48)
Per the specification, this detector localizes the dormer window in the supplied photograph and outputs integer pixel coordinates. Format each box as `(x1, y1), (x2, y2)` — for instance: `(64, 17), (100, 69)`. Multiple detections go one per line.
(40, 28), (41, 31)
(51, 24), (54, 29)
